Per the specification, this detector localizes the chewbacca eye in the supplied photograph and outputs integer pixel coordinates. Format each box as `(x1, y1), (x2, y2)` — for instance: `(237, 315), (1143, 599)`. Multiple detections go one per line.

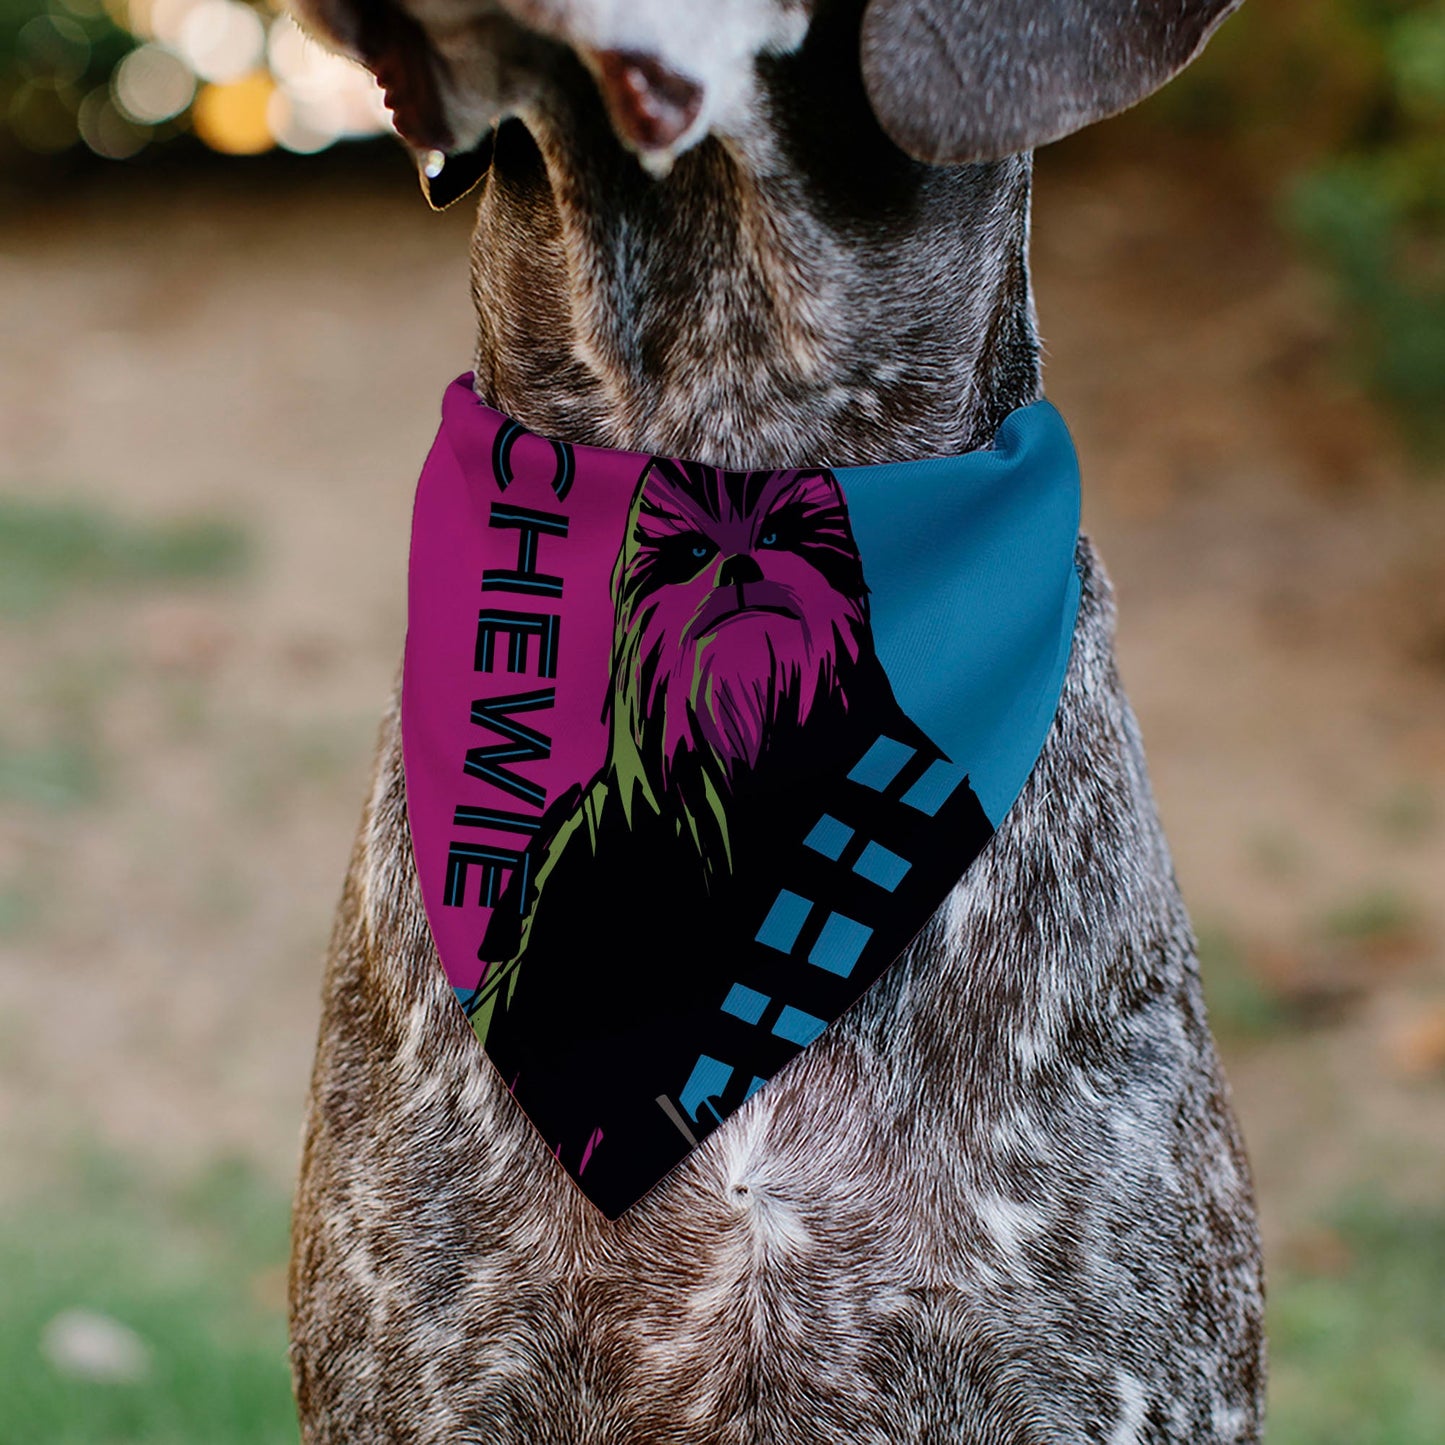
(755, 504), (813, 553)
(637, 529), (718, 586)
(676, 534), (717, 564)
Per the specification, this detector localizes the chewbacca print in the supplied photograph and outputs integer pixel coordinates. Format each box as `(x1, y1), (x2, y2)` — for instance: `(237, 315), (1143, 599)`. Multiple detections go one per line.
(471, 458), (993, 1212)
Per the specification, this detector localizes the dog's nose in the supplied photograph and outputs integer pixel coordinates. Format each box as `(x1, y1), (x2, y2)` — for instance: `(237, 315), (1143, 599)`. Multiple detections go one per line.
(719, 554), (764, 589)
(592, 50), (703, 153)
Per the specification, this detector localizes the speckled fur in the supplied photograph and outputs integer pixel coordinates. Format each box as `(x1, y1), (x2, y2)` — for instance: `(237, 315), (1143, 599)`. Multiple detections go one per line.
(289, 1), (1265, 1439)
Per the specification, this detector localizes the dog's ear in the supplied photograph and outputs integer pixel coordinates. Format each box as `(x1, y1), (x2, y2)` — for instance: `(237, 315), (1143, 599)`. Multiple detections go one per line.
(860, 0), (1244, 164)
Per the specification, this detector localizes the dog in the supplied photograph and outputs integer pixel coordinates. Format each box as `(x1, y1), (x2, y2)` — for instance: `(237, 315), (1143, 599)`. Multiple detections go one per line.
(287, 1), (1266, 1440)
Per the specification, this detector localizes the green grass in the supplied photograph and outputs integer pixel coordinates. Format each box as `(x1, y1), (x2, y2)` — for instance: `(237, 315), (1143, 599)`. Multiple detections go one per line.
(1322, 888), (1422, 947)
(1268, 1197), (1445, 1445)
(1374, 785), (1439, 844)
(1247, 827), (1308, 881)
(0, 884), (37, 937)
(0, 739), (104, 811)
(1197, 923), (1289, 1040)
(0, 1154), (297, 1445)
(0, 496), (249, 619)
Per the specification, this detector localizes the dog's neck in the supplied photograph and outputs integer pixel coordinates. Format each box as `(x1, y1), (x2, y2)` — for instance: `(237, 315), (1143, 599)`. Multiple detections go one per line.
(465, 27), (1041, 471)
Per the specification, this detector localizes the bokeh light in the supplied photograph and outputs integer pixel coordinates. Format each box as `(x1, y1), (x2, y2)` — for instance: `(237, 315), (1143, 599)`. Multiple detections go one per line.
(266, 14), (390, 153)
(176, 0), (265, 85)
(2, 0), (394, 160)
(191, 69), (273, 154)
(77, 83), (149, 157)
(112, 43), (194, 124)
(18, 13), (93, 86)
(9, 76), (81, 153)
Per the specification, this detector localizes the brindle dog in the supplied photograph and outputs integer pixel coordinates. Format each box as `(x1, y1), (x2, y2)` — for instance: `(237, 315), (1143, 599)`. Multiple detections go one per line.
(286, 2), (1265, 1440)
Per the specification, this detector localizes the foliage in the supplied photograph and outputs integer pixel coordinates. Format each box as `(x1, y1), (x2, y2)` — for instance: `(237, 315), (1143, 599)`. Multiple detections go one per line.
(0, 0), (140, 162)
(0, 495), (248, 618)
(1197, 923), (1290, 1040)
(1169, 0), (1445, 453)
(0, 1154), (297, 1445)
(1269, 1196), (1445, 1445)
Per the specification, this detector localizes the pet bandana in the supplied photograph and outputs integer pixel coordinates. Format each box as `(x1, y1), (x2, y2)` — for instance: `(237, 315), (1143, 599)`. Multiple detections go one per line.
(403, 375), (1082, 1217)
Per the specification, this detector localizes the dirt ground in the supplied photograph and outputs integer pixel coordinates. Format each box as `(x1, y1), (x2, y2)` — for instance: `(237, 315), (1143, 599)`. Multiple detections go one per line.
(1, 139), (1442, 1271)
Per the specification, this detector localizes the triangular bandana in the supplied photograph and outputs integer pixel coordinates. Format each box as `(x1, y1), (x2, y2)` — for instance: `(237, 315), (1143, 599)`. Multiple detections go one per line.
(402, 376), (1082, 1217)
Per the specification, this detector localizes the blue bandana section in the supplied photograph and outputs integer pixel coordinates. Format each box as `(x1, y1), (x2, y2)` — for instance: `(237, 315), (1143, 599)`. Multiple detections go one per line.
(403, 380), (1082, 1217)
(843, 401), (1081, 823)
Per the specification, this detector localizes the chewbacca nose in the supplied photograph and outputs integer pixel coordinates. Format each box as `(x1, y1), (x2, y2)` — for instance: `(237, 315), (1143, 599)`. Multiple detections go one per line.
(719, 555), (764, 588)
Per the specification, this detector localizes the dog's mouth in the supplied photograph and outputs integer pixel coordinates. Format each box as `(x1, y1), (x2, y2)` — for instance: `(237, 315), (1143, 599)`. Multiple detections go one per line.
(588, 50), (704, 159)
(292, 0), (495, 207)
(353, 0), (496, 209)
(297, 0), (716, 196)
(418, 132), (496, 211)
(411, 46), (702, 200)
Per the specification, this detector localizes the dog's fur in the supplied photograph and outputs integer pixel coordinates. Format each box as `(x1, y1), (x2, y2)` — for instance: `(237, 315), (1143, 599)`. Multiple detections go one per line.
(287, 1), (1266, 1440)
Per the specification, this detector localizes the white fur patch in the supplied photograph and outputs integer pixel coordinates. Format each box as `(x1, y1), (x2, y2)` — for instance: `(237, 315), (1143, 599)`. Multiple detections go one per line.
(975, 1192), (1047, 1262)
(1109, 1370), (1149, 1445)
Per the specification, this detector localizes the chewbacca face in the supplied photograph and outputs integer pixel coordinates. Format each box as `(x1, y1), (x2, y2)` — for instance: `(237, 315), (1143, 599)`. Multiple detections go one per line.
(610, 458), (870, 784)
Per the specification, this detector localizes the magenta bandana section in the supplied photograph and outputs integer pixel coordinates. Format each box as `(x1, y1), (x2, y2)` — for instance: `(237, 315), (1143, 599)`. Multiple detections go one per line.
(403, 375), (1081, 1217)
(404, 390), (624, 998)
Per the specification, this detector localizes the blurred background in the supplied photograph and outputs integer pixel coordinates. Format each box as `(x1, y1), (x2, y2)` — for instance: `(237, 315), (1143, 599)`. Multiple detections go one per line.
(1, 1), (1442, 1440)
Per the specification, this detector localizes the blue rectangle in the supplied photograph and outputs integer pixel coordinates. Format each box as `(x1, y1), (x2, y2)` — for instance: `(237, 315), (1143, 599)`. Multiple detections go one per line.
(680, 1054), (733, 1126)
(755, 890), (813, 954)
(853, 841), (910, 892)
(901, 759), (967, 816)
(803, 814), (853, 861)
(721, 982), (770, 1025)
(772, 1006), (827, 1047)
(847, 735), (915, 791)
(807, 913), (873, 978)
